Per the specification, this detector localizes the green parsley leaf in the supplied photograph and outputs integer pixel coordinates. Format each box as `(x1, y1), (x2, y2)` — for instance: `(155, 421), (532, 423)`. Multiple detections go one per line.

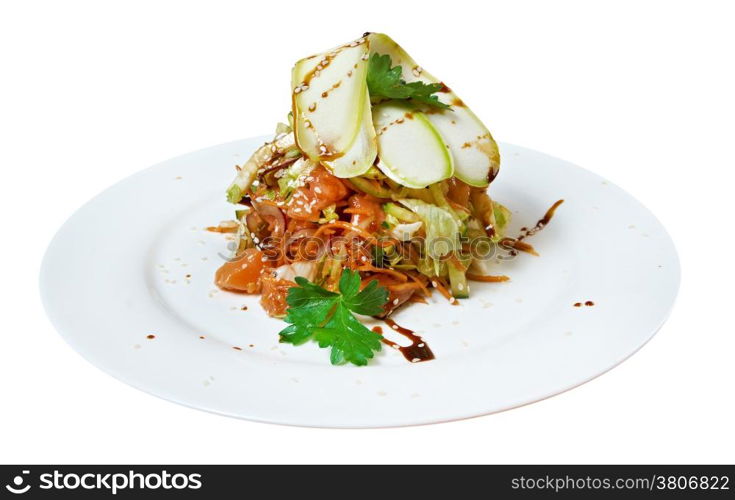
(366, 53), (450, 110)
(343, 279), (389, 316)
(338, 269), (361, 299)
(278, 270), (389, 366)
(316, 304), (383, 366)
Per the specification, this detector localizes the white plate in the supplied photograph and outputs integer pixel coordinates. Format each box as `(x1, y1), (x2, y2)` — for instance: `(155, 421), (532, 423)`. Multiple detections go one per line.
(40, 137), (680, 428)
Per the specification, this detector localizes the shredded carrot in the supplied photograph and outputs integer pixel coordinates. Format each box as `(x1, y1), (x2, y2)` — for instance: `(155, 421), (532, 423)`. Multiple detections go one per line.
(500, 238), (539, 256)
(356, 265), (408, 282)
(466, 273), (510, 283)
(313, 221), (398, 247)
(405, 271), (431, 297)
(431, 278), (455, 303)
(448, 254), (468, 272)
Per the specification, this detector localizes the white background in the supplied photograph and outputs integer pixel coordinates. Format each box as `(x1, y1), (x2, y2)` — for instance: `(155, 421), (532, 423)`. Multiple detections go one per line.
(1, 0), (733, 463)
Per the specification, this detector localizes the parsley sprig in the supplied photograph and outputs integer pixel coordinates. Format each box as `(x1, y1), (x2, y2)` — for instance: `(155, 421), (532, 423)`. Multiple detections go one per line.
(278, 270), (389, 366)
(366, 53), (450, 110)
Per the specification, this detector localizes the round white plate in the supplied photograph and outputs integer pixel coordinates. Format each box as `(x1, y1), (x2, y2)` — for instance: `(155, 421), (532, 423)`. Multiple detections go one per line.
(40, 137), (680, 428)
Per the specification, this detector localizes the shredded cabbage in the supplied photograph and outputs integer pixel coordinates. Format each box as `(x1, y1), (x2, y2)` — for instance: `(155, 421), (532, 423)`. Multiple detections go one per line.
(390, 221), (423, 241)
(397, 198), (461, 260)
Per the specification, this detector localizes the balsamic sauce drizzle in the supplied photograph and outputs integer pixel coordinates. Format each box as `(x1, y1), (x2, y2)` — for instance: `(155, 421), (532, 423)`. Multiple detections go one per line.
(517, 199), (565, 242)
(372, 321), (435, 363)
(501, 199), (564, 256)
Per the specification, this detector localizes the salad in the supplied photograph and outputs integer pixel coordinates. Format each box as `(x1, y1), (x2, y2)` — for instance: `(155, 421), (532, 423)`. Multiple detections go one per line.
(212, 33), (560, 366)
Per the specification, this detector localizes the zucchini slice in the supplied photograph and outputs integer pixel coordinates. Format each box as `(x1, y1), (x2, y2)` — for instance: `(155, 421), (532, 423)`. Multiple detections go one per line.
(372, 101), (453, 189)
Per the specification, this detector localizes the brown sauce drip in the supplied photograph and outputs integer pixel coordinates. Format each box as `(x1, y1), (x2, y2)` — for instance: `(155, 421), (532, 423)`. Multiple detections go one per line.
(486, 167), (499, 185)
(373, 322), (435, 363)
(517, 199), (565, 242)
(574, 301), (595, 307)
(299, 52), (337, 88)
(502, 199), (565, 256)
(437, 82), (451, 93)
(296, 36), (367, 89)
(320, 80), (342, 99)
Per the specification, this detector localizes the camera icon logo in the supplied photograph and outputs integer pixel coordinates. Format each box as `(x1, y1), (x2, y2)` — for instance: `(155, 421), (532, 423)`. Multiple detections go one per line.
(5, 471), (31, 495)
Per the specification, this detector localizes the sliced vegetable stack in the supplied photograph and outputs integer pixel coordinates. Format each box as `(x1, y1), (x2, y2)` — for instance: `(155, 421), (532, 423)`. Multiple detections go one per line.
(213, 33), (522, 366)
